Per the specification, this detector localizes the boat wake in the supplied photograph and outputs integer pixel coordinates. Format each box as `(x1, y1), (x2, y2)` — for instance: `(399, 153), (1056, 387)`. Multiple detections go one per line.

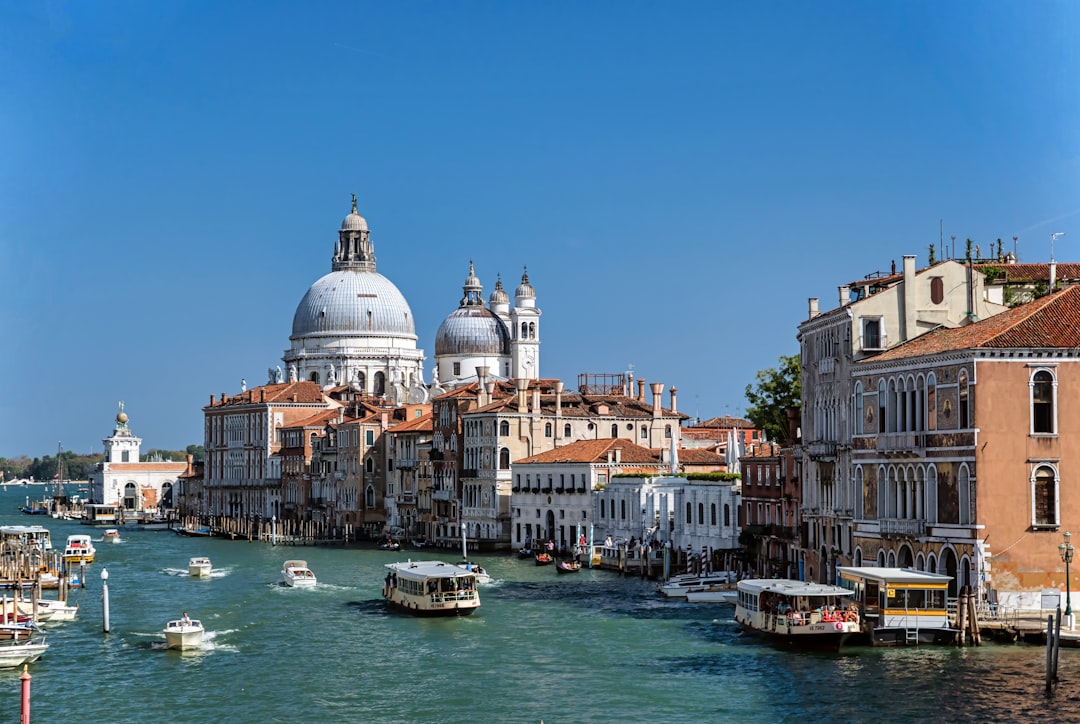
(161, 567), (232, 578)
(136, 628), (240, 654)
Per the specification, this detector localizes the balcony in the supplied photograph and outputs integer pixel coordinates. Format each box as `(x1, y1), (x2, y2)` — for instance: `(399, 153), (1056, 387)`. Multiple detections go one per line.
(399, 492), (416, 504)
(432, 490), (453, 502)
(880, 518), (926, 537)
(876, 432), (926, 456)
(805, 441), (836, 460)
(397, 458), (418, 469)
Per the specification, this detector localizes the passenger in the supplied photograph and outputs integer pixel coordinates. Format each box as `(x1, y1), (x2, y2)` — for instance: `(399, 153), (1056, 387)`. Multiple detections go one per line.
(181, 611), (191, 626)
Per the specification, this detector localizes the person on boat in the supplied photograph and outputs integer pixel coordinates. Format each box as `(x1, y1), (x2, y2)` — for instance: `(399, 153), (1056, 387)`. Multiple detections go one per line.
(181, 611), (191, 626)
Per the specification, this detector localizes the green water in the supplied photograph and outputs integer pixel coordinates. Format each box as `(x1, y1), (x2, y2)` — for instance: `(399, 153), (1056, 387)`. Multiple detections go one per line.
(0, 488), (1076, 723)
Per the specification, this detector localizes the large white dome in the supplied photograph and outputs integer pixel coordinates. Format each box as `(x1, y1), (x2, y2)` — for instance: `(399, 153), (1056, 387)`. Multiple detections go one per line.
(291, 270), (416, 339)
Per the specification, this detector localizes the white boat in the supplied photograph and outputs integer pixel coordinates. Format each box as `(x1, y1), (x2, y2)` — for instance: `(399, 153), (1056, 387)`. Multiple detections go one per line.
(188, 557), (213, 577)
(0, 636), (48, 668)
(281, 560), (316, 588)
(658, 572), (735, 599)
(63, 534), (96, 565)
(837, 567), (958, 646)
(685, 585), (738, 604)
(734, 579), (862, 651)
(383, 560), (481, 616)
(456, 527), (492, 584)
(102, 529), (122, 543)
(163, 617), (203, 650)
(0, 525), (53, 551)
(33, 599), (78, 622)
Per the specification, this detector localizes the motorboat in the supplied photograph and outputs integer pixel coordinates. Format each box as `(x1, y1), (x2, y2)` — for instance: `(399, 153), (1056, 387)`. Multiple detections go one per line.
(456, 560), (492, 584)
(163, 617), (204, 650)
(102, 529), (122, 543)
(383, 560), (480, 616)
(0, 635), (48, 668)
(63, 534), (96, 565)
(658, 572), (736, 599)
(378, 541), (402, 552)
(685, 586), (738, 604)
(734, 579), (861, 651)
(188, 557), (213, 578)
(32, 598), (78, 622)
(281, 560), (317, 588)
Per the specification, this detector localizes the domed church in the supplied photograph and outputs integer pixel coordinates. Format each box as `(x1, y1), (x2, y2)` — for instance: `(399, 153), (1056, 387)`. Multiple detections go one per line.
(283, 196), (426, 396)
(434, 262), (541, 385)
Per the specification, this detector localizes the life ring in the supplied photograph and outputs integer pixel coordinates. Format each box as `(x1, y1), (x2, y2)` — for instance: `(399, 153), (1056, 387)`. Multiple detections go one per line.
(834, 621), (844, 631)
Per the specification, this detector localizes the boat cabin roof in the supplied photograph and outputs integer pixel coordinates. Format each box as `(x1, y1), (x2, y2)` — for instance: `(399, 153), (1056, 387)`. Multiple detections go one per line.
(1, 526), (51, 536)
(189, 557), (211, 563)
(283, 560), (308, 568)
(838, 567), (953, 585)
(385, 560), (476, 581)
(738, 579), (853, 598)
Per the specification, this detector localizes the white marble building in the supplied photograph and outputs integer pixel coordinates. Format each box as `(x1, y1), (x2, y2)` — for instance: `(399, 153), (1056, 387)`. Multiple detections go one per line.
(87, 404), (187, 510)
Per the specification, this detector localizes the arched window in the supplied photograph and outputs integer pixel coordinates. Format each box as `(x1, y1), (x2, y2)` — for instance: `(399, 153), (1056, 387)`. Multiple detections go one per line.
(620, 500), (626, 519)
(698, 503), (705, 525)
(356, 371), (366, 392)
(309, 371), (320, 384)
(640, 425), (648, 439)
(877, 379), (887, 433)
(499, 420), (510, 436)
(365, 457), (374, 474)
(686, 502), (692, 524)
(1032, 369), (1056, 434)
(528, 322), (535, 339)
(374, 371), (386, 396)
(520, 322), (528, 338)
(710, 503), (717, 526)
(854, 382), (864, 435)
(927, 373), (936, 431)
(564, 423), (571, 437)
(499, 448), (510, 469)
(723, 503), (730, 527)
(664, 424), (672, 439)
(1033, 465), (1058, 527)
(610, 424), (618, 438)
(365, 485), (375, 508)
(544, 423), (552, 438)
(958, 370), (969, 429)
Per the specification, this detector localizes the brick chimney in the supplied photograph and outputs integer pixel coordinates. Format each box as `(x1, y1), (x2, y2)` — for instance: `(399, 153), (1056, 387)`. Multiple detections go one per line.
(637, 378), (646, 402)
(650, 382), (663, 418)
(516, 378), (528, 413)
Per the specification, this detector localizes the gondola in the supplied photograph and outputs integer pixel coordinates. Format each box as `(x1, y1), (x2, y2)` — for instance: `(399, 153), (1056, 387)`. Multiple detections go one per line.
(555, 560), (581, 574)
(517, 547), (533, 559)
(535, 552), (554, 566)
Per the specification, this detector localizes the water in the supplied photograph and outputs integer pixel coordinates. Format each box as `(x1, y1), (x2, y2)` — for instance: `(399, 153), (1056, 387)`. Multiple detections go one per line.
(1, 488), (1078, 723)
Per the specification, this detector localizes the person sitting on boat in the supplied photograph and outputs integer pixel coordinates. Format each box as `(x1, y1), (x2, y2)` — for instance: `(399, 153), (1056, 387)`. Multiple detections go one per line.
(181, 611), (191, 626)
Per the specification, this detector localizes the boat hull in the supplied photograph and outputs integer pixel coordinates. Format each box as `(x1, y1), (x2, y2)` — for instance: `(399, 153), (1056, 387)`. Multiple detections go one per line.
(164, 630), (203, 650)
(189, 565), (212, 577)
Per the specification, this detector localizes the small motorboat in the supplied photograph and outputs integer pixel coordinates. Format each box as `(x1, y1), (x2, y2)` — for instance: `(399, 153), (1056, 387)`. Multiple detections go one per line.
(188, 557), (212, 578)
(281, 560), (317, 588)
(555, 560), (581, 574)
(456, 560), (492, 584)
(102, 529), (122, 543)
(63, 534), (96, 565)
(163, 616), (203, 650)
(0, 634), (48, 668)
(535, 553), (554, 566)
(378, 541), (402, 552)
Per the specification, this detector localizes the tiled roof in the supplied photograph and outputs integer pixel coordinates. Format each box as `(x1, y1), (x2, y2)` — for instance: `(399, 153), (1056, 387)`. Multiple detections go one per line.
(390, 412), (433, 432)
(287, 410), (342, 429)
(694, 416), (753, 429)
(670, 448), (725, 464)
(209, 381), (328, 407)
(984, 263), (1080, 283)
(868, 285), (1080, 362)
(471, 391), (685, 420)
(516, 438), (660, 465)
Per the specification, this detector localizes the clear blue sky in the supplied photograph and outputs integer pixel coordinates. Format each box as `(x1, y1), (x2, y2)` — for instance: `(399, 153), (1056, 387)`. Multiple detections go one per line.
(2, 1), (1077, 459)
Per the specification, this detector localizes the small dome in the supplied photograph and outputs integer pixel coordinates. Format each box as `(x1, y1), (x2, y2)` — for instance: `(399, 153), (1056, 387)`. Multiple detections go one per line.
(341, 193), (369, 231)
(435, 307), (511, 357)
(116, 412), (128, 424)
(292, 270), (415, 338)
(516, 269), (535, 299)
(489, 277), (509, 306)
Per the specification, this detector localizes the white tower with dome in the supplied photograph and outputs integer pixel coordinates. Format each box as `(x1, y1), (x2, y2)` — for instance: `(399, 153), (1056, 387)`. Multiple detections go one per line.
(283, 196), (425, 397)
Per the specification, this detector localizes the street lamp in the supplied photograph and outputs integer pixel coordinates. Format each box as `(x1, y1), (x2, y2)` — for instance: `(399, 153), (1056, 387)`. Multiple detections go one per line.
(1059, 530), (1074, 616)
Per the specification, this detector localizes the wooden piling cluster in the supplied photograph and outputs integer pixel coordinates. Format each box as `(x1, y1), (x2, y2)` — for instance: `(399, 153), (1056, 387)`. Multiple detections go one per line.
(955, 585), (982, 646)
(175, 515), (357, 546)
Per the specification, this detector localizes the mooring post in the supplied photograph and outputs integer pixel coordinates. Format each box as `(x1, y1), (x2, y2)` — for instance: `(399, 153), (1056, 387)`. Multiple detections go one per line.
(1053, 604), (1063, 683)
(1046, 613), (1054, 692)
(101, 568), (110, 633)
(20, 664), (30, 724)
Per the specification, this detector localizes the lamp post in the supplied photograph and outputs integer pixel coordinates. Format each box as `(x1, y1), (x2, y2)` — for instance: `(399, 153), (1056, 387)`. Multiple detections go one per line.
(1059, 530), (1074, 619)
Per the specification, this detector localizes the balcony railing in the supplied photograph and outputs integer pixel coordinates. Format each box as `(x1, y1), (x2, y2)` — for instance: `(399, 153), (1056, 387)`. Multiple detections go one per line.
(876, 432), (926, 455)
(432, 490), (453, 502)
(397, 458), (418, 469)
(806, 441), (836, 459)
(880, 518), (926, 537)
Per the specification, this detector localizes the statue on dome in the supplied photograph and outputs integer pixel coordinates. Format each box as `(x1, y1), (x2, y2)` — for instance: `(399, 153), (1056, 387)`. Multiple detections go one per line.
(275, 365), (283, 383)
(289, 363), (298, 383)
(328, 363), (337, 386)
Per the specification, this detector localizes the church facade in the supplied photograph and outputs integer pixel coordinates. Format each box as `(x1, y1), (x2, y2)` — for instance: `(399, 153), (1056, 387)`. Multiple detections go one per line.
(87, 404), (187, 511)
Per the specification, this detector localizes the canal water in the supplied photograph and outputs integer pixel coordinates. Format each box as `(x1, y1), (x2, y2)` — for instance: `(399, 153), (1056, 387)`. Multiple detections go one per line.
(1, 487), (1078, 723)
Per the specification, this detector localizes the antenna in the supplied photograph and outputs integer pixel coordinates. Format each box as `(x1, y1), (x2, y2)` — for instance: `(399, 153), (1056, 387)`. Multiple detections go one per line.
(1013, 236), (1018, 260)
(1051, 232), (1066, 262)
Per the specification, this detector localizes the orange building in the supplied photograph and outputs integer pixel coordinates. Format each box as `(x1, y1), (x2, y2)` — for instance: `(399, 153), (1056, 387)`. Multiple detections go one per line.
(851, 285), (1080, 608)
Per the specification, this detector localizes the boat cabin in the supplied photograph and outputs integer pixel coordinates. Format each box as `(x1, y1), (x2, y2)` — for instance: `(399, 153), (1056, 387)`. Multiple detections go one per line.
(84, 504), (120, 526)
(0, 526), (53, 552)
(838, 567), (956, 645)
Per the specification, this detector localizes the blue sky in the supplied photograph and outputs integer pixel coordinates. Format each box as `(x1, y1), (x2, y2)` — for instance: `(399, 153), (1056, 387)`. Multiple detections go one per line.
(2, 1), (1077, 458)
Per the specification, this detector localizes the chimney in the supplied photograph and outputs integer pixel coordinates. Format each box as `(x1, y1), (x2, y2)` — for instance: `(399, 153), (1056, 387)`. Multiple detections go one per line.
(902, 254), (916, 342)
(808, 298), (820, 319)
(650, 382), (663, 418)
(669, 386), (678, 413)
(555, 381), (564, 421)
(210, 394), (215, 406)
(614, 446), (622, 463)
(516, 378), (528, 413)
(839, 285), (851, 307)
(1050, 261), (1057, 295)
(637, 378), (646, 402)
(531, 387), (540, 413)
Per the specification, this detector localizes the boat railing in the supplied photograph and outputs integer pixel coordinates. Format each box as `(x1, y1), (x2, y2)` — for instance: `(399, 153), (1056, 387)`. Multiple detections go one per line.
(431, 590), (477, 605)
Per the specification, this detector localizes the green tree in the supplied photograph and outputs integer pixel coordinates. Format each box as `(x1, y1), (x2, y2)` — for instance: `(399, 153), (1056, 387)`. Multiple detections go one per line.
(744, 354), (801, 444)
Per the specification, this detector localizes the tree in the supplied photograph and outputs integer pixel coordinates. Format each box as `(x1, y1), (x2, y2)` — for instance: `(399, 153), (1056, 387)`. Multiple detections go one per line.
(744, 354), (801, 444)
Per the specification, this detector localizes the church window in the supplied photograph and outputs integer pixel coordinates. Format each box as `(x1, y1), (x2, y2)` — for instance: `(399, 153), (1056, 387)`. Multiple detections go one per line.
(640, 425), (647, 439)
(374, 371), (386, 395)
(367, 311), (373, 330)
(544, 423), (552, 438)
(499, 448), (510, 469)
(357, 372), (366, 392)
(610, 424), (618, 438)
(520, 322), (528, 338)
(309, 372), (320, 384)
(564, 423), (571, 437)
(453, 362), (461, 376)
(500, 420), (510, 436)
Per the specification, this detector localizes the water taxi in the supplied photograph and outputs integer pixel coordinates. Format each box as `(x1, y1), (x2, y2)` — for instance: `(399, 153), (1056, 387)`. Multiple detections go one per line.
(838, 567), (957, 646)
(188, 557), (213, 578)
(734, 579), (861, 651)
(281, 560), (316, 588)
(383, 560), (480, 616)
(163, 616), (203, 650)
(63, 534), (96, 565)
(102, 528), (121, 543)
(0, 526), (52, 552)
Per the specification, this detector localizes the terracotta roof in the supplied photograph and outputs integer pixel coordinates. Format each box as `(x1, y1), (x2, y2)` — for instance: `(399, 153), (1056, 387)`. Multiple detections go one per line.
(868, 285), (1080, 362)
(669, 448), (725, 464)
(984, 263), (1080, 283)
(693, 416), (754, 429)
(515, 438), (660, 465)
(390, 412), (433, 432)
(208, 381), (328, 407)
(286, 410), (343, 429)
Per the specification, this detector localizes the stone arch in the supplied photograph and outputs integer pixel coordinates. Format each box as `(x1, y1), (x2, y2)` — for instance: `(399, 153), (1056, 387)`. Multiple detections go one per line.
(854, 548), (863, 567)
(941, 547), (959, 597)
(897, 543), (914, 569)
(877, 548), (886, 567)
(915, 551), (925, 571)
(887, 549), (897, 567)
